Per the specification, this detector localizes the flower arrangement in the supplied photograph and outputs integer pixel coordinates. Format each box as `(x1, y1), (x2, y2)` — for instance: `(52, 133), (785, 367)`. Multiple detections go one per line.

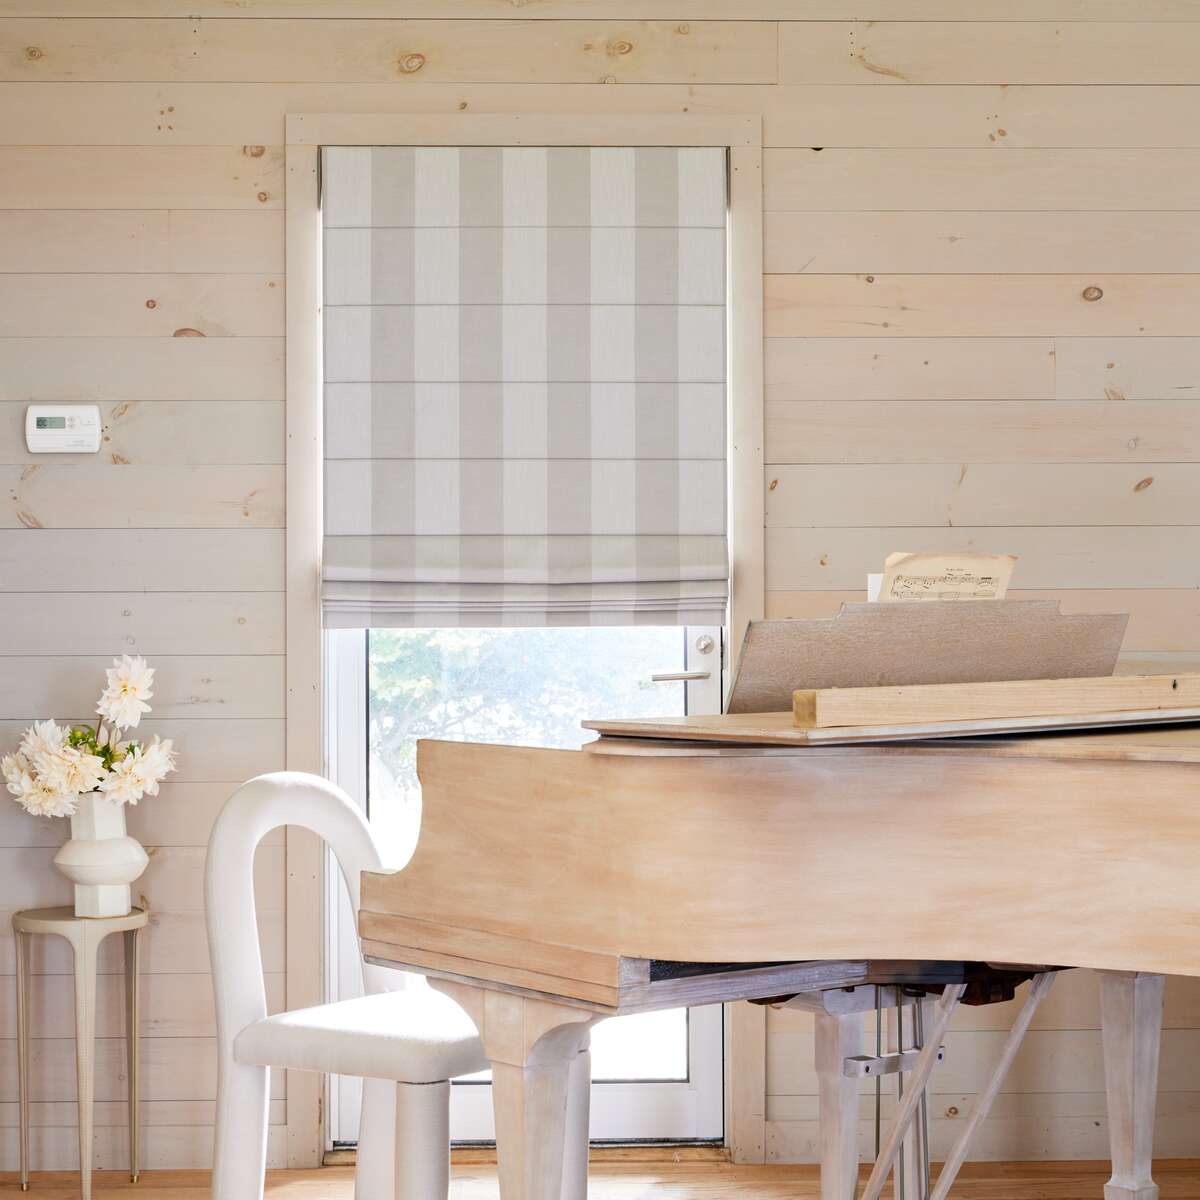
(2, 655), (177, 818)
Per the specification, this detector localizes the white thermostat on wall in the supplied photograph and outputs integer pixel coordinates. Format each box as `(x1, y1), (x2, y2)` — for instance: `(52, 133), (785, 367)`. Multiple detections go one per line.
(25, 405), (102, 454)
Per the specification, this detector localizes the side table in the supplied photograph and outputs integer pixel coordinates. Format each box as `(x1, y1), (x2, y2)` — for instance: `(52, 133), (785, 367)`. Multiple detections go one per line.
(13, 906), (148, 1198)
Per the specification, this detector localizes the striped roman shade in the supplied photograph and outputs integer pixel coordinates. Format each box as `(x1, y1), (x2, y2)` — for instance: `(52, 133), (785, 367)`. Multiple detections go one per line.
(320, 145), (728, 628)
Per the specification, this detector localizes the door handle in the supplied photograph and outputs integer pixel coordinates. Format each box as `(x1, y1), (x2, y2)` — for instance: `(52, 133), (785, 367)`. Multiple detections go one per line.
(649, 671), (711, 682)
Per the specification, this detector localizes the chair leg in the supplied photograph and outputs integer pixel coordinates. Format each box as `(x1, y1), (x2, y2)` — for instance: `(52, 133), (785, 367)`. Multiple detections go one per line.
(394, 1081), (451, 1200)
(211, 1060), (270, 1200)
(354, 1076), (397, 1200)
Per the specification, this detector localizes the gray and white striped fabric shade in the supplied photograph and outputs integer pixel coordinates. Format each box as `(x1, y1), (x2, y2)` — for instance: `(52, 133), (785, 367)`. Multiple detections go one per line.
(321, 145), (728, 628)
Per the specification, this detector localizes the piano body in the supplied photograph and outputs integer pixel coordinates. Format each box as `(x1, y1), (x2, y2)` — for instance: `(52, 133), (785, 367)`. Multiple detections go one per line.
(360, 722), (1200, 1200)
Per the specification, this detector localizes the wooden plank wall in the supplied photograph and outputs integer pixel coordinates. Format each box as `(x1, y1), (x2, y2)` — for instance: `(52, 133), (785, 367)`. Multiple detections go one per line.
(1, 0), (1197, 1169)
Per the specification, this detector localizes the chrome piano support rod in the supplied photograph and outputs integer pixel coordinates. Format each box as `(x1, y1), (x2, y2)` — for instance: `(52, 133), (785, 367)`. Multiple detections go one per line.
(875, 988), (883, 1159)
(894, 989), (906, 1200)
(858, 984), (967, 1200)
(914, 995), (932, 1200)
(928, 972), (1058, 1200)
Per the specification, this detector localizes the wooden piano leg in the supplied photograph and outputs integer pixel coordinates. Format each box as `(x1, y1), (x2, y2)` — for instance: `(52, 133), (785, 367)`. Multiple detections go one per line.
(1098, 971), (1165, 1200)
(431, 979), (598, 1200)
(815, 1005), (863, 1200)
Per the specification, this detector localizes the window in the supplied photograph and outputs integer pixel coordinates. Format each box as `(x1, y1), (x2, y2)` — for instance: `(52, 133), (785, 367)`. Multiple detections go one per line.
(318, 137), (734, 1146)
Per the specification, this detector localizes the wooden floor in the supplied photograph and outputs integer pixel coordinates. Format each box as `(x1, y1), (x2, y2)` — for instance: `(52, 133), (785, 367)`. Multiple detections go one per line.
(4, 1162), (1200, 1200)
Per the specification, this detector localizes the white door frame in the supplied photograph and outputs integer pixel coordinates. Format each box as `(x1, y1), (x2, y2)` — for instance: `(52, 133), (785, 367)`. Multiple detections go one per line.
(322, 625), (725, 1146)
(285, 112), (765, 1162)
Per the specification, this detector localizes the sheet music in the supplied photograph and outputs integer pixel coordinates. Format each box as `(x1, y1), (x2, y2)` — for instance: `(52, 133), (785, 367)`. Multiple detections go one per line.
(879, 552), (1017, 602)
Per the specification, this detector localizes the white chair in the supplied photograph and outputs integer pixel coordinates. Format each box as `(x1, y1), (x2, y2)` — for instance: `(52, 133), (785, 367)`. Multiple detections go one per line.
(204, 770), (490, 1199)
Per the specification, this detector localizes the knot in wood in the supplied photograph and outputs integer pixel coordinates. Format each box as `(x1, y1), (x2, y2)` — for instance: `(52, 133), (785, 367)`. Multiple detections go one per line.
(242, 144), (266, 158)
(1082, 285), (1103, 302)
(24, 45), (43, 60)
(399, 52), (426, 74)
(676, 22), (690, 33)
(257, 190), (270, 203)
(607, 38), (633, 56)
(145, 299), (157, 309)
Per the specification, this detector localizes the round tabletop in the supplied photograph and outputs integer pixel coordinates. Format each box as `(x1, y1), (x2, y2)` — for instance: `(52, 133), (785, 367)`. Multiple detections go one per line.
(12, 906), (148, 935)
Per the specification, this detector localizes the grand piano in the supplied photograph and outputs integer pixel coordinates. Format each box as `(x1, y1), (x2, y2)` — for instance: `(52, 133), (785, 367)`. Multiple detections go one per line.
(358, 604), (1189, 1200)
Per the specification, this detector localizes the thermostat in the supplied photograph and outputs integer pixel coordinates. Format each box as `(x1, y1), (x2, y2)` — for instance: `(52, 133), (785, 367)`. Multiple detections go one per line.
(25, 405), (102, 454)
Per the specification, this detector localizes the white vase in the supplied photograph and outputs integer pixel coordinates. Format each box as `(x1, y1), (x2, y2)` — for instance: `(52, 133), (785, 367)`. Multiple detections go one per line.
(53, 792), (148, 917)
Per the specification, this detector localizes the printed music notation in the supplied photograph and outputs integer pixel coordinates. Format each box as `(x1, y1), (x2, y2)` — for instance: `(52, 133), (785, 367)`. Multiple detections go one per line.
(879, 552), (1017, 602)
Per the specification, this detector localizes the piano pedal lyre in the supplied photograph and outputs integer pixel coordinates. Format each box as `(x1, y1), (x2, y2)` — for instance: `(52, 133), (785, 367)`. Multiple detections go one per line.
(780, 970), (1059, 1200)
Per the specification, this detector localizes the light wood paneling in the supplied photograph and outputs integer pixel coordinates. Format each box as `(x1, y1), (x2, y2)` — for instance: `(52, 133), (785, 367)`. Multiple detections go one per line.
(760, 85), (1200, 150)
(0, 1037), (283, 1103)
(0, 337), (283, 402)
(14, 84), (1200, 150)
(780, 22), (1200, 85)
(0, 910), (284, 978)
(0, 147), (283, 209)
(766, 527), (1200, 591)
(0, 531), (283, 591)
(0, 401), (283, 467)
(0, 1098), (287, 1128)
(0, 972), (285, 1040)
(765, 149), (1200, 211)
(765, 464), (1200, 527)
(0, 211), (282, 274)
(766, 401), (1200, 464)
(0, 594), (283, 655)
(764, 1113), (1200, 1164)
(768, 1027), (1200, 1101)
(166, 211), (284, 274)
(0, 274), (282, 338)
(0, 655), (285, 721)
(0, 19), (777, 84)
(0, 782), (279, 848)
(0, 1124), (288, 1171)
(0, 844), (282, 916)
(765, 337), (1055, 400)
(0, 465), (283, 528)
(0, 211), (167, 272)
(1054, 337), (1200, 401)
(764, 275), (1200, 338)
(766, 212), (1200, 274)
(15, 83), (1200, 150)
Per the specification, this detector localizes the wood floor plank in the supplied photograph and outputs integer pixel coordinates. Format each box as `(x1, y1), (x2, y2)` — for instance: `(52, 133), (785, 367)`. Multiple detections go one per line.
(0, 1161), (1196, 1199)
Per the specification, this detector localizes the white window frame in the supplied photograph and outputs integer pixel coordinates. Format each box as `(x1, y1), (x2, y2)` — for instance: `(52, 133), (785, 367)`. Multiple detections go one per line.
(285, 113), (765, 1163)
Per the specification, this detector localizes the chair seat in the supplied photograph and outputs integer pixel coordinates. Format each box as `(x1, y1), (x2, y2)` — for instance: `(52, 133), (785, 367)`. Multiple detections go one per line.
(233, 988), (488, 1084)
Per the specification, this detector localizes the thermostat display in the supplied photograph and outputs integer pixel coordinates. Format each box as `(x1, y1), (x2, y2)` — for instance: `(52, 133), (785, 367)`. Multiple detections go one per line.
(25, 405), (102, 454)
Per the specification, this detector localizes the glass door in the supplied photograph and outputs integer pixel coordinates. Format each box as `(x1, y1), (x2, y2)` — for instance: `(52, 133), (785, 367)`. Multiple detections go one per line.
(324, 624), (724, 1145)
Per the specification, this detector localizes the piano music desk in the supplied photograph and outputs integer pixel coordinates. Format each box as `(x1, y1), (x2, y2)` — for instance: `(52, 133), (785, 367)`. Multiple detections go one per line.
(360, 721), (1195, 1200)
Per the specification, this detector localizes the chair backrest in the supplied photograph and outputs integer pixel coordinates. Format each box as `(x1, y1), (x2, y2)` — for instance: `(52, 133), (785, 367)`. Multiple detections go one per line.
(205, 772), (388, 1060)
